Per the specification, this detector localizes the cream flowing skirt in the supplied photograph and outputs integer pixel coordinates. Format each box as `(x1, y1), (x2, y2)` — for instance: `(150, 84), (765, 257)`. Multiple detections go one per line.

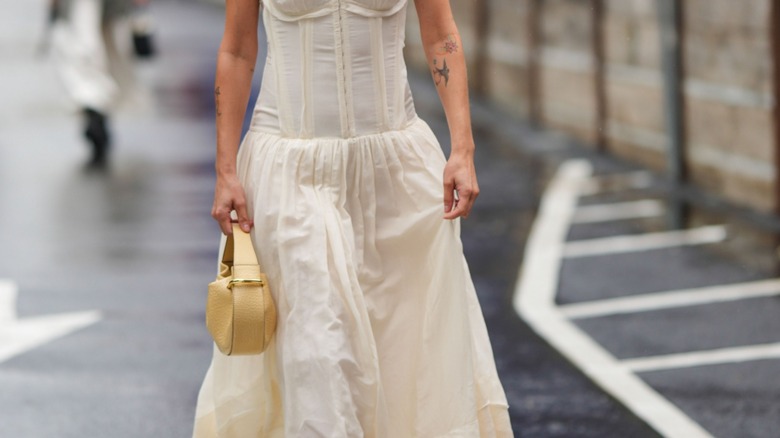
(193, 118), (512, 437)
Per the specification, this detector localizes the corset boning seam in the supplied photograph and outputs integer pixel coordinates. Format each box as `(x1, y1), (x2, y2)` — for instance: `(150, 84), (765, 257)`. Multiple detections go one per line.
(265, 14), (293, 136)
(334, 1), (355, 137)
(370, 17), (389, 132)
(300, 20), (314, 137)
(392, 12), (405, 130)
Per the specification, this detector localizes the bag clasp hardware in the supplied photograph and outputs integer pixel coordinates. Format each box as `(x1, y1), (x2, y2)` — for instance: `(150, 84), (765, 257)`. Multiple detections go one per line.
(228, 278), (265, 288)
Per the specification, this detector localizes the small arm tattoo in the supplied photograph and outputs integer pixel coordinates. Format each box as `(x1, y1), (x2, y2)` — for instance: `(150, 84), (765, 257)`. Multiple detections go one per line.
(435, 34), (459, 55)
(215, 86), (222, 117)
(432, 58), (450, 87)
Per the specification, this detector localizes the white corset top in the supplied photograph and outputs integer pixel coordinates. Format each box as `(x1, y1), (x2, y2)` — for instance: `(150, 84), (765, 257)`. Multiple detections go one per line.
(251, 0), (418, 139)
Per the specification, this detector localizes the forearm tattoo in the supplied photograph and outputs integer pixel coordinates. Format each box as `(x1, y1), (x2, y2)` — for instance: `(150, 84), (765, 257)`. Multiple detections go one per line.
(215, 86), (222, 117)
(432, 59), (450, 87)
(432, 34), (459, 88)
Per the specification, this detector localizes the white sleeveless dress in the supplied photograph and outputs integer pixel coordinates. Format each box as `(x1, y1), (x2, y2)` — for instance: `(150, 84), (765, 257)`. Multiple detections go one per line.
(193, 0), (512, 436)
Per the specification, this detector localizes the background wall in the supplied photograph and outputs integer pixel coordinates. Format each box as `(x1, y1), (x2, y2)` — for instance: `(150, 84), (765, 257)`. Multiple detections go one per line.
(682, 0), (774, 211)
(405, 0), (779, 214)
(603, 0), (665, 170)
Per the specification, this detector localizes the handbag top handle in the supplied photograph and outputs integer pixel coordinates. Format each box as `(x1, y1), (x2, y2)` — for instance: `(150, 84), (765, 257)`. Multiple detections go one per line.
(222, 224), (261, 270)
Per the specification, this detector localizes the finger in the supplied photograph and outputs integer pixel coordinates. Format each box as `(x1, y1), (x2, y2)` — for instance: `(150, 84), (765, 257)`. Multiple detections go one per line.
(444, 190), (473, 220)
(220, 216), (233, 236)
(443, 180), (455, 214)
(234, 201), (253, 232)
(443, 201), (465, 220)
(214, 208), (232, 235)
(443, 192), (465, 219)
(212, 206), (231, 235)
(461, 194), (475, 218)
(460, 188), (477, 218)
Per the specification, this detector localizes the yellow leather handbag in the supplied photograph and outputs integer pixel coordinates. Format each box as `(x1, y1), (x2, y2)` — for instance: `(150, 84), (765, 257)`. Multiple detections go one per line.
(206, 224), (276, 356)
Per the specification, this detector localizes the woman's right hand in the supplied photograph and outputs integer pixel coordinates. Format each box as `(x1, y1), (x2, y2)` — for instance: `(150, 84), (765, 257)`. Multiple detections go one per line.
(211, 173), (253, 235)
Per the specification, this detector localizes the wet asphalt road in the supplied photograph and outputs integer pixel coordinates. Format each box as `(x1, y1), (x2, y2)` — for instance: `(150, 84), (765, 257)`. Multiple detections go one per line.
(2, 1), (779, 437)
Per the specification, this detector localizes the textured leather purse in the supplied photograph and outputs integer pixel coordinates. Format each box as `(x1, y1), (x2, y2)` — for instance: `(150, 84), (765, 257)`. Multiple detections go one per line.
(206, 224), (276, 356)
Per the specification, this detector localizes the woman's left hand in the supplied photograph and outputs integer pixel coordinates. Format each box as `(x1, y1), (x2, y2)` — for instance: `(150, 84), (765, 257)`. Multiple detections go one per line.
(443, 150), (479, 220)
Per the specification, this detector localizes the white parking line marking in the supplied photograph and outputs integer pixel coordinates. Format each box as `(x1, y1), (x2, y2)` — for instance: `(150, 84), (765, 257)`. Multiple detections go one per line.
(515, 161), (588, 311)
(0, 311), (102, 363)
(622, 343), (780, 373)
(579, 170), (654, 196)
(513, 160), (713, 438)
(572, 200), (664, 224)
(562, 225), (727, 258)
(560, 279), (780, 319)
(0, 280), (17, 322)
(0, 279), (102, 364)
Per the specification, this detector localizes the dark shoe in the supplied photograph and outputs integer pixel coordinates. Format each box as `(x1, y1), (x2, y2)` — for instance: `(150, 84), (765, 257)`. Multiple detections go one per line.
(83, 108), (110, 168)
(132, 31), (156, 59)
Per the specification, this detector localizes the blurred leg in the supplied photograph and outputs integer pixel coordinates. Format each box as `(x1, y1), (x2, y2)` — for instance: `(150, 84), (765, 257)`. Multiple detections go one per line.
(53, 0), (119, 112)
(53, 0), (117, 166)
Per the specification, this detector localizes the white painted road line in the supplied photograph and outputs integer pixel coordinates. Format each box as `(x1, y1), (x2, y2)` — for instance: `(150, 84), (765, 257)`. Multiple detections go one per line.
(0, 279), (17, 322)
(0, 278), (102, 364)
(572, 200), (664, 224)
(513, 159), (713, 438)
(562, 225), (728, 258)
(560, 278), (780, 319)
(516, 160), (589, 311)
(0, 310), (102, 364)
(622, 342), (780, 373)
(579, 170), (654, 196)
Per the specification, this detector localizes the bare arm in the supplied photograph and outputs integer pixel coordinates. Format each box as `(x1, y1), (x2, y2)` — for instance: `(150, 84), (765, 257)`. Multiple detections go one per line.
(211, 0), (260, 235)
(415, 0), (478, 219)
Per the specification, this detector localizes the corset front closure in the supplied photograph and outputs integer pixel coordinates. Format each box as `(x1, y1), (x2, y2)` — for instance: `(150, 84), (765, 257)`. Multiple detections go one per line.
(252, 0), (417, 139)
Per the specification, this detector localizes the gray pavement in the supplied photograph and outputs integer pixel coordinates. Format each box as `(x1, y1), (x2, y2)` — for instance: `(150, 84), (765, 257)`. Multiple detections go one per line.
(2, 1), (778, 437)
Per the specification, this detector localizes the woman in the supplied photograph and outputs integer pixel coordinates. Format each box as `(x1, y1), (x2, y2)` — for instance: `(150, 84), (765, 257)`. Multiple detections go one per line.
(193, 0), (513, 436)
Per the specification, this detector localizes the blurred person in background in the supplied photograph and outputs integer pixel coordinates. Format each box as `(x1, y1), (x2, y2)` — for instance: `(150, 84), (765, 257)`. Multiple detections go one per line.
(48, 0), (153, 168)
